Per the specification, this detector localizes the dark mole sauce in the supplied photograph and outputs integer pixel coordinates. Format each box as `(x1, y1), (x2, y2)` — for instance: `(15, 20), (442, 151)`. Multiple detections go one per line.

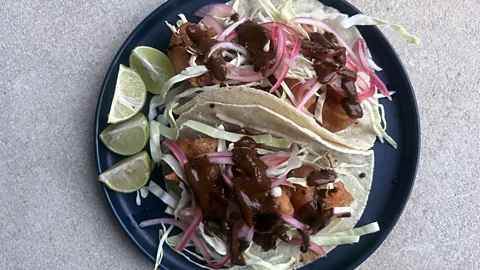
(302, 32), (363, 119)
(236, 21), (276, 75)
(307, 169), (338, 186)
(186, 24), (227, 81)
(184, 157), (229, 231)
(230, 137), (283, 262)
(230, 13), (240, 22)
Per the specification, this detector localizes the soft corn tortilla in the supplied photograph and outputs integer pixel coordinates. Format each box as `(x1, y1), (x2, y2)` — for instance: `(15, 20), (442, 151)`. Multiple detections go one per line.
(176, 102), (374, 269)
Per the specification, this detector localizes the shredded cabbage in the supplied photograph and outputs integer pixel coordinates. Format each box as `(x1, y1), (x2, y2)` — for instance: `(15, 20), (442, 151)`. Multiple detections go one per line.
(161, 66), (209, 99)
(198, 223), (228, 256)
(165, 21), (178, 33)
(267, 146), (301, 178)
(176, 13), (188, 27)
(340, 14), (420, 45)
(165, 235), (215, 270)
(364, 99), (397, 148)
(173, 182), (191, 218)
(312, 222), (380, 245)
(280, 81), (297, 105)
(311, 235), (361, 245)
(314, 91), (327, 124)
(149, 121), (164, 162)
(180, 120), (293, 148)
(229, 243), (296, 270)
(328, 222), (380, 237)
(155, 224), (174, 270)
(148, 181), (179, 208)
(287, 177), (307, 187)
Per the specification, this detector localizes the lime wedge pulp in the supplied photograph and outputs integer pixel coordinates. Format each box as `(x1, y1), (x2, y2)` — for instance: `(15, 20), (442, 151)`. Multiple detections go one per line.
(99, 151), (151, 193)
(100, 113), (149, 156)
(129, 46), (175, 94)
(107, 64), (147, 124)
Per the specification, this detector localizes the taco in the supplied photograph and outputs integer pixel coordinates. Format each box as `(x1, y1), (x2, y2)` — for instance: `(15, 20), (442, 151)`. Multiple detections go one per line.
(141, 103), (378, 269)
(157, 0), (418, 150)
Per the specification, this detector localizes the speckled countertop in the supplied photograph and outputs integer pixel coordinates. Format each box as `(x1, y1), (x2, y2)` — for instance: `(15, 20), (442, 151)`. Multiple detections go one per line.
(1, 0), (478, 269)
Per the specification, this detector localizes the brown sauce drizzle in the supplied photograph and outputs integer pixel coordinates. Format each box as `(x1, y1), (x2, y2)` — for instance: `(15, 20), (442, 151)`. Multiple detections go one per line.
(237, 21), (276, 75)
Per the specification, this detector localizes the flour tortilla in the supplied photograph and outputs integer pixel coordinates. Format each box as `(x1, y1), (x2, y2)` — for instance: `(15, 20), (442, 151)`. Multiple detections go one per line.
(176, 102), (374, 269)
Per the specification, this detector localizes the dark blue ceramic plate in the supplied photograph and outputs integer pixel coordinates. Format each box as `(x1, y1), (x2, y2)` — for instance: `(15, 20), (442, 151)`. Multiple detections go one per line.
(94, 0), (420, 269)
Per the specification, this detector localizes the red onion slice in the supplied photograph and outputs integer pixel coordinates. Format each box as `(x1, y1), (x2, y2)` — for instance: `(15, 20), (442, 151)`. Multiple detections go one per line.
(221, 173), (234, 188)
(207, 252), (231, 269)
(296, 77), (317, 102)
(355, 39), (391, 100)
(217, 17), (246, 41)
(138, 217), (212, 264)
(194, 3), (235, 18)
(269, 64), (289, 93)
(208, 156), (235, 165)
(296, 81), (322, 109)
(203, 15), (224, 34)
(176, 210), (204, 251)
(226, 64), (259, 76)
(207, 41), (248, 59)
(271, 176), (287, 188)
(281, 214), (305, 229)
(163, 140), (188, 167)
(226, 72), (265, 82)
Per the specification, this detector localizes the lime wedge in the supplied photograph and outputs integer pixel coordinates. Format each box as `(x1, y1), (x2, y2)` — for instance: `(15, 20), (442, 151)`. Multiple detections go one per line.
(100, 113), (149, 156)
(99, 151), (151, 193)
(129, 46), (175, 94)
(108, 64), (147, 124)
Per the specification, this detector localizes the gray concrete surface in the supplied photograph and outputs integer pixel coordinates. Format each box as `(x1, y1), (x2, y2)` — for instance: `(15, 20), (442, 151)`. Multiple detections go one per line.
(0, 0), (478, 269)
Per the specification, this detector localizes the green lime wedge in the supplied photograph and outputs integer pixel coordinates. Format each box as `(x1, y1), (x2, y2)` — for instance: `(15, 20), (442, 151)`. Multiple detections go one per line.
(99, 151), (151, 193)
(100, 113), (149, 156)
(129, 46), (175, 94)
(108, 64), (147, 124)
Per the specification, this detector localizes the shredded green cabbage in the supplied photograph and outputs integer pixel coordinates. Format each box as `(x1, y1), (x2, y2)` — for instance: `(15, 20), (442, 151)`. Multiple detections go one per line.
(165, 21), (178, 33)
(147, 181), (179, 208)
(312, 222), (380, 245)
(364, 99), (397, 148)
(149, 120), (164, 162)
(229, 243), (296, 270)
(161, 66), (209, 99)
(280, 81), (297, 105)
(314, 91), (327, 124)
(176, 13), (188, 27)
(328, 222), (380, 237)
(180, 120), (293, 148)
(340, 14), (420, 45)
(198, 223), (228, 256)
(155, 224), (174, 270)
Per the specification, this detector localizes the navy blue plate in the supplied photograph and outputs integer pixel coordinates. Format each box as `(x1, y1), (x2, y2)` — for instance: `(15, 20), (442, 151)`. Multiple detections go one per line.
(94, 0), (420, 269)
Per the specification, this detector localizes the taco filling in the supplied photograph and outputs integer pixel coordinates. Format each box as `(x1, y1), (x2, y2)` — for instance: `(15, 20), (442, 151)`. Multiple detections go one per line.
(139, 119), (378, 269)
(162, 0), (418, 138)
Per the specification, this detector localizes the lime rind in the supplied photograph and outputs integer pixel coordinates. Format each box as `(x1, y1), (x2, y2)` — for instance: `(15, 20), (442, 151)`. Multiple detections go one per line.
(129, 46), (175, 94)
(100, 113), (149, 156)
(107, 64), (147, 124)
(99, 151), (151, 193)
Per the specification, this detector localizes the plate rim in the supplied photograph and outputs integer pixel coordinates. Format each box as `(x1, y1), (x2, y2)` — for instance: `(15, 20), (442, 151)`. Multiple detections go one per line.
(94, 0), (420, 269)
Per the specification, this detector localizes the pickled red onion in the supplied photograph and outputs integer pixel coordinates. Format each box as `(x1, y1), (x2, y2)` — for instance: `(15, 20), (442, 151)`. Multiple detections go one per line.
(163, 140), (188, 167)
(194, 3), (235, 18)
(207, 42), (248, 59)
(203, 15), (224, 35)
(217, 17), (246, 41)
